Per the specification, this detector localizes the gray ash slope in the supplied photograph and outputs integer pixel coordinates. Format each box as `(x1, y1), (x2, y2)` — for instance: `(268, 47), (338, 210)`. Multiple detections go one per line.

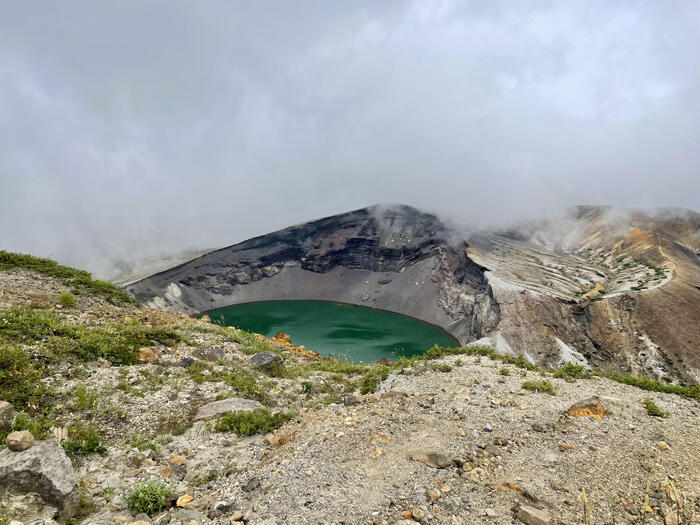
(128, 205), (499, 344)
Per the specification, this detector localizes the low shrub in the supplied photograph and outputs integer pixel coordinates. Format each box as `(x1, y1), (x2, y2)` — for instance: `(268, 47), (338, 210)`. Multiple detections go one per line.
(59, 292), (77, 308)
(521, 380), (556, 395)
(553, 363), (591, 381)
(214, 409), (294, 435)
(600, 372), (699, 400)
(643, 397), (669, 418)
(127, 480), (172, 516)
(499, 367), (511, 376)
(0, 343), (44, 407)
(61, 424), (107, 457)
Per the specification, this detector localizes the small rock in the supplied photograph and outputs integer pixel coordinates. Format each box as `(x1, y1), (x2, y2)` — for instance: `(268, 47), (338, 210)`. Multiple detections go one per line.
(425, 488), (441, 502)
(274, 332), (292, 344)
(242, 477), (260, 492)
(567, 397), (609, 420)
(0, 401), (16, 432)
(193, 346), (225, 363)
(97, 357), (112, 368)
(517, 505), (551, 525)
(483, 424), (493, 432)
(176, 494), (193, 507)
(138, 347), (160, 363)
(6, 431), (34, 452)
(250, 351), (283, 371)
(179, 357), (196, 368)
(558, 442), (575, 451)
(657, 441), (671, 451)
(194, 398), (264, 421)
(229, 510), (244, 521)
(168, 454), (188, 466)
(409, 451), (452, 469)
(485, 508), (496, 518)
(342, 394), (358, 406)
(213, 501), (234, 513)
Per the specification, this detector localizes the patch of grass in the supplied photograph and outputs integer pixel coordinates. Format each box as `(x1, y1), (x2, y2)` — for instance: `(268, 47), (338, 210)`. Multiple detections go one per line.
(0, 251), (135, 305)
(3, 412), (53, 444)
(599, 372), (699, 400)
(186, 363), (268, 404)
(196, 469), (220, 486)
(0, 343), (44, 407)
(214, 409), (294, 435)
(127, 480), (172, 516)
(430, 363), (453, 373)
(359, 366), (390, 394)
(73, 384), (98, 411)
(128, 434), (159, 452)
(59, 292), (77, 308)
(521, 380), (556, 395)
(499, 367), (511, 376)
(553, 363), (592, 382)
(642, 397), (670, 418)
(0, 306), (187, 366)
(61, 424), (107, 457)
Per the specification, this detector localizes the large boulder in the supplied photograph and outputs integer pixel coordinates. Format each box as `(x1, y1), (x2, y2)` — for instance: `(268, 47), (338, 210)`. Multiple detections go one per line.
(194, 397), (264, 421)
(250, 351), (283, 371)
(567, 397), (609, 420)
(0, 440), (78, 510)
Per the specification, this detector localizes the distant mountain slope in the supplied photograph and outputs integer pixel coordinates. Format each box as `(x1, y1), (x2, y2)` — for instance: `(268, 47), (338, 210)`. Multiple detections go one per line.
(129, 204), (700, 383)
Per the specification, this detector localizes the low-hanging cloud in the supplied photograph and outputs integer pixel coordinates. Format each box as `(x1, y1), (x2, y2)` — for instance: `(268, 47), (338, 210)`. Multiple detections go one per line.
(1, 1), (699, 278)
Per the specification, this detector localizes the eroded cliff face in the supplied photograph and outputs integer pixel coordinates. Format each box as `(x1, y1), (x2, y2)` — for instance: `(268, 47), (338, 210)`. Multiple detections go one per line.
(128, 204), (700, 383)
(468, 206), (700, 383)
(128, 205), (499, 344)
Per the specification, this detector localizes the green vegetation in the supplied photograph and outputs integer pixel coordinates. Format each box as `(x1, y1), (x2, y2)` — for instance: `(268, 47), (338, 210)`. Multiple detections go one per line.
(499, 367), (511, 376)
(197, 469), (220, 486)
(598, 372), (699, 400)
(128, 434), (159, 452)
(0, 343), (44, 406)
(73, 384), (98, 411)
(186, 363), (269, 403)
(59, 292), (77, 308)
(2, 412), (53, 444)
(127, 480), (172, 516)
(359, 366), (390, 394)
(0, 306), (185, 365)
(61, 424), (107, 457)
(522, 380), (556, 395)
(643, 397), (669, 418)
(0, 251), (135, 305)
(553, 363), (592, 381)
(214, 409), (294, 435)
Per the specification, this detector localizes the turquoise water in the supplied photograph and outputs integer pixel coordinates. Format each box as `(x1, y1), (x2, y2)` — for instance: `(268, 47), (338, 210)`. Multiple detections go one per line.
(206, 300), (457, 363)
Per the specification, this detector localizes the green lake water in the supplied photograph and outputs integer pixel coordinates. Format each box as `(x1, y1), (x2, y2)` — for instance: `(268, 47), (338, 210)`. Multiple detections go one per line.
(206, 300), (458, 363)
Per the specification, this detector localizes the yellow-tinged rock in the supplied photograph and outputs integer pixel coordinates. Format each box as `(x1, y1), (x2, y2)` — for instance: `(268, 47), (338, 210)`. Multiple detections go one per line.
(177, 494), (193, 507)
(657, 441), (671, 451)
(168, 454), (187, 466)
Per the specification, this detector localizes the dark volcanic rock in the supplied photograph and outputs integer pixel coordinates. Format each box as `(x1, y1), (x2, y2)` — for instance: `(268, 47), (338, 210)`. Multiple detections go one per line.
(250, 351), (283, 371)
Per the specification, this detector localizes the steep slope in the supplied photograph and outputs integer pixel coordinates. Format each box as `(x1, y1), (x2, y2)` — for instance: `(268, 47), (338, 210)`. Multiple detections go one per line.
(469, 206), (700, 383)
(128, 205), (499, 344)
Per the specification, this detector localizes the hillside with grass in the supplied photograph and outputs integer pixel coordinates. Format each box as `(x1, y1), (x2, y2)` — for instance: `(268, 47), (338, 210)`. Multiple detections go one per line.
(0, 252), (698, 525)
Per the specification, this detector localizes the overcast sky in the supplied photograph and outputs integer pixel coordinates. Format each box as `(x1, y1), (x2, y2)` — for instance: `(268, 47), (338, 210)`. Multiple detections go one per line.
(1, 1), (699, 277)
